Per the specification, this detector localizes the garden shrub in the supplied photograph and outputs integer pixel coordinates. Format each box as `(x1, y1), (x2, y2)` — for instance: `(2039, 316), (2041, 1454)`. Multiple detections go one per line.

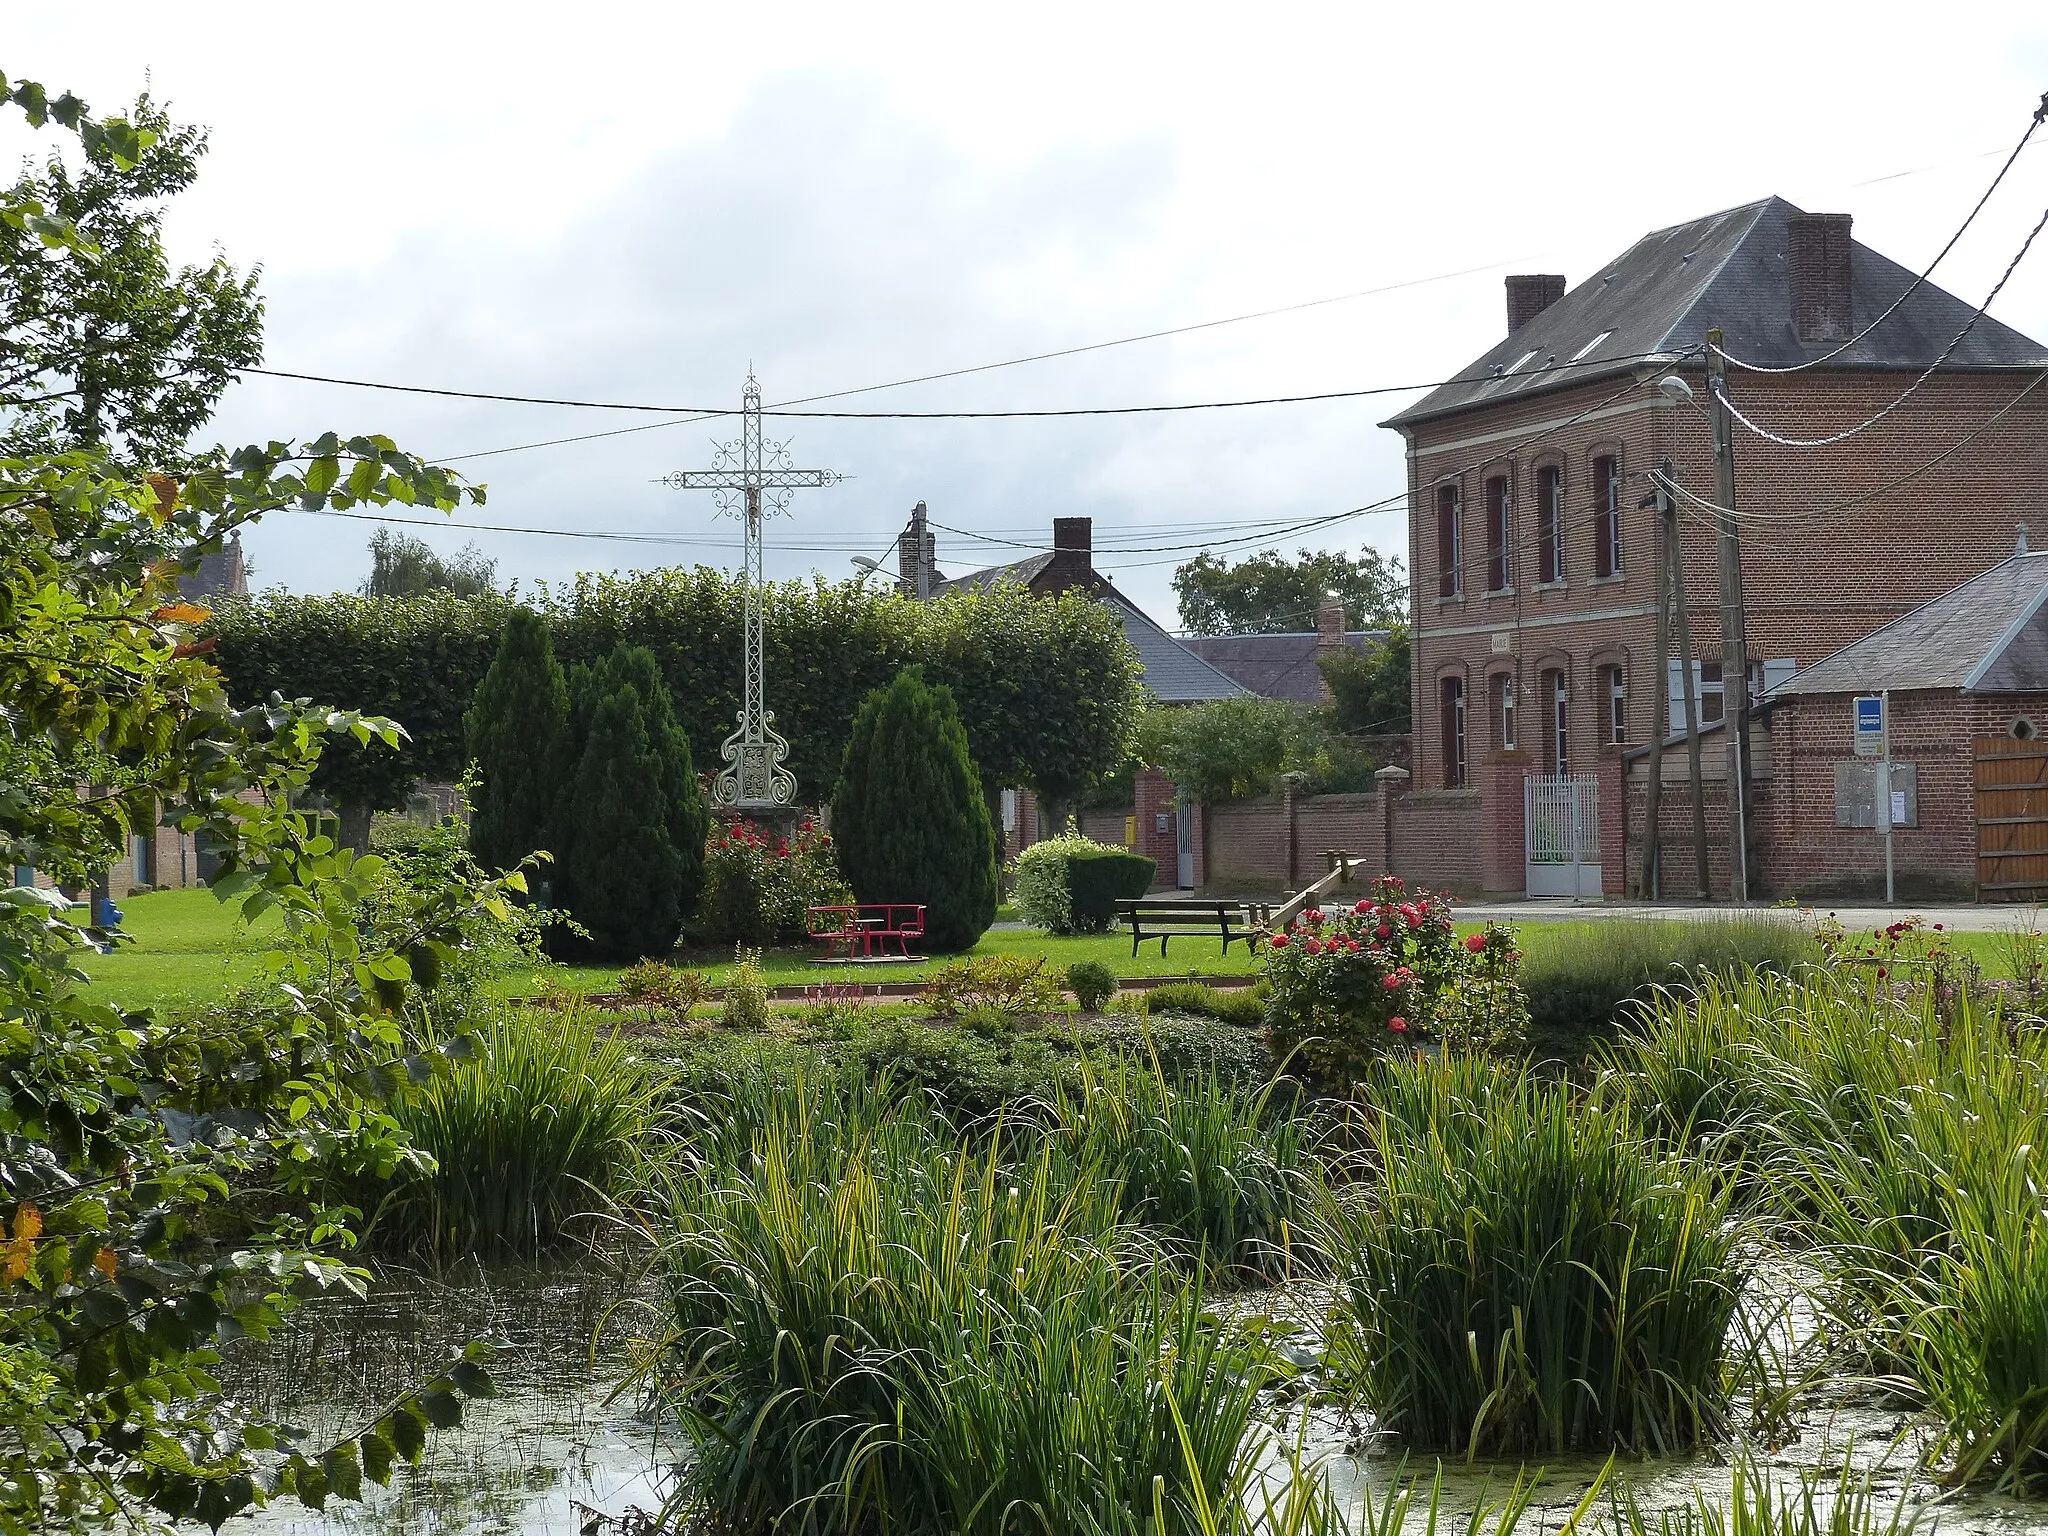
(700, 815), (851, 945)
(831, 666), (999, 952)
(923, 953), (1062, 1021)
(1262, 877), (1526, 1083)
(720, 950), (771, 1032)
(464, 608), (572, 875)
(555, 671), (684, 961)
(1066, 846), (1157, 930)
(619, 959), (711, 1024)
(1010, 832), (1153, 934)
(1318, 1054), (1743, 1455)
(1519, 914), (1816, 1058)
(1066, 959), (1117, 1012)
(1143, 981), (1266, 1029)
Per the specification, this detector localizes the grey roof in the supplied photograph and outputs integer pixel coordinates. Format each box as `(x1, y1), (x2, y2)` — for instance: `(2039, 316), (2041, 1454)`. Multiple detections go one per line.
(1386, 197), (2048, 429)
(1184, 630), (1388, 703)
(935, 555), (1247, 703)
(1773, 552), (2048, 696)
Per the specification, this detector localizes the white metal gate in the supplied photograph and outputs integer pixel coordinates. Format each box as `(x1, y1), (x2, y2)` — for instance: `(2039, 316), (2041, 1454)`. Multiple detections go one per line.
(1525, 772), (1602, 898)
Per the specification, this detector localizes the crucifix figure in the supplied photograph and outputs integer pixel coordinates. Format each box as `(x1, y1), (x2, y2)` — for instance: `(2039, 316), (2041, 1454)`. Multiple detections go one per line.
(662, 374), (842, 810)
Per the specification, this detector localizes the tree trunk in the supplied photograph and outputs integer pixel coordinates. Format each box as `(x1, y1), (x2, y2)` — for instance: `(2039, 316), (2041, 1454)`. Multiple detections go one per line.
(338, 799), (373, 857)
(1038, 791), (1073, 842)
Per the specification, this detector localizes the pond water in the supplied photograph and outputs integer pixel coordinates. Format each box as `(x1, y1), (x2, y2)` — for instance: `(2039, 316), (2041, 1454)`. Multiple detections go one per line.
(210, 1263), (2048, 1536)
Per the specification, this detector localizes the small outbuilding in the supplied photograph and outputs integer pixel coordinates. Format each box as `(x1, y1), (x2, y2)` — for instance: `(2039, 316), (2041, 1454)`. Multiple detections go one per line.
(1760, 550), (2048, 901)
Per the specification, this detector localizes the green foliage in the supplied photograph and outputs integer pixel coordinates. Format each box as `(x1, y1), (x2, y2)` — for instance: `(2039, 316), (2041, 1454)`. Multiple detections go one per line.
(374, 1007), (657, 1260)
(1143, 981), (1267, 1029)
(1171, 546), (1407, 637)
(555, 676), (683, 961)
(700, 815), (849, 945)
(1067, 958), (1118, 1011)
(1134, 697), (1311, 805)
(0, 86), (260, 465)
(1519, 915), (1818, 1059)
(1068, 846), (1158, 930)
(1317, 1054), (1743, 1455)
(653, 1074), (1272, 1533)
(1011, 830), (1092, 934)
(832, 666), (998, 953)
(214, 575), (1140, 826)
(1317, 624), (1411, 734)
(618, 959), (710, 1024)
(922, 952), (1062, 1021)
(463, 608), (570, 876)
(1263, 879), (1526, 1083)
(719, 949), (770, 1032)
(359, 527), (496, 598)
(591, 643), (707, 919)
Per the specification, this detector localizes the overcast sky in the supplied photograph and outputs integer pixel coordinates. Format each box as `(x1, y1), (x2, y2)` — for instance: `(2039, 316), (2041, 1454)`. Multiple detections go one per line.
(10, 3), (2048, 624)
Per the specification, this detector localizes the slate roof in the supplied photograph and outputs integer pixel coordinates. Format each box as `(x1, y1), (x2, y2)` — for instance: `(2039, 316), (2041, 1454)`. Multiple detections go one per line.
(935, 557), (1247, 703)
(1386, 197), (2048, 429)
(1772, 552), (2048, 696)
(1183, 630), (1389, 703)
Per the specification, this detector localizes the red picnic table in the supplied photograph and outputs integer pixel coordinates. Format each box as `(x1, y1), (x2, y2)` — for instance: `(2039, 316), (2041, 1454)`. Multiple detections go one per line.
(806, 903), (927, 963)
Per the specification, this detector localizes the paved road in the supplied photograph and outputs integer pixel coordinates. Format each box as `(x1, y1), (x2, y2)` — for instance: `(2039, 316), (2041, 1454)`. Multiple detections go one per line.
(1448, 898), (2043, 934)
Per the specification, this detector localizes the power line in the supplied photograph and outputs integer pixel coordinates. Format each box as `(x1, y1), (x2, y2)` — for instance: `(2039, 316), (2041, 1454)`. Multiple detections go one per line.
(1715, 197), (2048, 448)
(1719, 91), (2048, 376)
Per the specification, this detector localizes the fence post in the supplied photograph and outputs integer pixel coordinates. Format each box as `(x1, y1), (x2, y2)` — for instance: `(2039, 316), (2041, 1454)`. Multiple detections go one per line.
(1375, 765), (1410, 879)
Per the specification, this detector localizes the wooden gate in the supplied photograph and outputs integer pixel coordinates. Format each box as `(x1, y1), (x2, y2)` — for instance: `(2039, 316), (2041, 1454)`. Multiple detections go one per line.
(1975, 737), (2048, 900)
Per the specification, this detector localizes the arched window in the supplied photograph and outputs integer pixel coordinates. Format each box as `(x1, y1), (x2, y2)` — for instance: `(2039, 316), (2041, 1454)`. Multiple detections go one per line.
(1536, 464), (1563, 584)
(1440, 676), (1468, 787)
(1592, 455), (1622, 578)
(1484, 475), (1511, 593)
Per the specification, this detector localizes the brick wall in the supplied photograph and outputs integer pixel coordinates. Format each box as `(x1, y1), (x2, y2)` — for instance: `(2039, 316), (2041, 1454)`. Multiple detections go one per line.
(1202, 786), (1483, 894)
(1390, 790), (1484, 890)
(1206, 795), (1287, 890)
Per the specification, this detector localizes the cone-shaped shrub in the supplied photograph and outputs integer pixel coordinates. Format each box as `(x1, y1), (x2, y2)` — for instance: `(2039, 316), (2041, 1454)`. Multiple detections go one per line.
(464, 609), (570, 874)
(832, 666), (997, 952)
(595, 643), (708, 919)
(557, 679), (684, 960)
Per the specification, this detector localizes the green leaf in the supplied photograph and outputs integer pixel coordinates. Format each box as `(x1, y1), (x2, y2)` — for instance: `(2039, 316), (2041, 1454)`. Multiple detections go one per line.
(387, 1403), (428, 1462)
(359, 1427), (395, 1485)
(419, 1386), (463, 1429)
(449, 1359), (497, 1399)
(323, 1441), (363, 1503)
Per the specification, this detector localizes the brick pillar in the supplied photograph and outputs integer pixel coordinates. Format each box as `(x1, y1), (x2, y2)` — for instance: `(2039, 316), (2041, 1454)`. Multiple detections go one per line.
(1134, 767), (1174, 888)
(1596, 749), (1627, 896)
(1190, 800), (1209, 889)
(1375, 765), (1410, 879)
(1480, 751), (1532, 895)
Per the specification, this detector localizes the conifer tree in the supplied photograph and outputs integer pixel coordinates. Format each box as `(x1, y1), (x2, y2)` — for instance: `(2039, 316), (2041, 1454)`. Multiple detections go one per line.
(833, 666), (998, 952)
(464, 609), (570, 874)
(599, 644), (709, 917)
(557, 681), (684, 960)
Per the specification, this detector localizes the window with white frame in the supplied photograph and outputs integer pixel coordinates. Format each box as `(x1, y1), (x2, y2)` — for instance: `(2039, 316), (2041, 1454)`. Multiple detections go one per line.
(1605, 664), (1626, 744)
(1496, 674), (1517, 751)
(1441, 676), (1468, 788)
(1665, 659), (1727, 732)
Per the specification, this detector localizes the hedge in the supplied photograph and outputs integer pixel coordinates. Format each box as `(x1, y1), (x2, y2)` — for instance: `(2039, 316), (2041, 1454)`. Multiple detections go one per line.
(1066, 848), (1157, 931)
(206, 572), (1142, 828)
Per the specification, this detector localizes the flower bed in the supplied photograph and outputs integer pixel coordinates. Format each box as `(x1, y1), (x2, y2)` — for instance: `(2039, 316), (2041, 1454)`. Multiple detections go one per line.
(700, 816), (852, 946)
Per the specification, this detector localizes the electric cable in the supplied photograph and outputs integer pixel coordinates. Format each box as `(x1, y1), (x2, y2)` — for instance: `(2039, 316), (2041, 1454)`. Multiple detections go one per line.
(1717, 91), (2048, 375)
(1713, 198), (2048, 448)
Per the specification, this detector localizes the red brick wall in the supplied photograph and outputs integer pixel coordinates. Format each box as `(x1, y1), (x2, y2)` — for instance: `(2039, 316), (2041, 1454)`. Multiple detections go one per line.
(1206, 796), (1287, 890)
(1390, 790), (1484, 891)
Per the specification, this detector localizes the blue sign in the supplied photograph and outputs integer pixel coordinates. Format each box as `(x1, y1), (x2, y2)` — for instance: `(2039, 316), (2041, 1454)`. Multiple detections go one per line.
(1854, 695), (1885, 757)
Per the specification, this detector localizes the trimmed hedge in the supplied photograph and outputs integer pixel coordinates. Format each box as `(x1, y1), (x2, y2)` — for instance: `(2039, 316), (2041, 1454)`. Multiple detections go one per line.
(1066, 848), (1157, 932)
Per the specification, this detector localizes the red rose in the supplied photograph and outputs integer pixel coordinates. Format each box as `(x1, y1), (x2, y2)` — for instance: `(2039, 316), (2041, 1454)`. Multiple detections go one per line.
(1465, 932), (1488, 953)
(1305, 908), (1324, 925)
(1270, 933), (1289, 949)
(1304, 937), (1323, 955)
(1376, 923), (1392, 938)
(1382, 973), (1404, 990)
(1388, 1016), (1408, 1033)
(1354, 899), (1372, 915)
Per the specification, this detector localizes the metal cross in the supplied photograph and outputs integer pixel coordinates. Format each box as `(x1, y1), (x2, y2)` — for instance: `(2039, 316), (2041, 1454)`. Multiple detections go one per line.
(661, 374), (842, 810)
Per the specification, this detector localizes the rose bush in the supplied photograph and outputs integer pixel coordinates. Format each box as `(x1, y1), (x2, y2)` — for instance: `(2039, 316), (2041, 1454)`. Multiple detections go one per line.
(700, 816), (852, 946)
(1262, 876), (1526, 1082)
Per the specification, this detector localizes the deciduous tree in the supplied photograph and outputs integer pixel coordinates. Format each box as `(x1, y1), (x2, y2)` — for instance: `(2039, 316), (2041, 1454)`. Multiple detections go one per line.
(1172, 547), (1407, 636)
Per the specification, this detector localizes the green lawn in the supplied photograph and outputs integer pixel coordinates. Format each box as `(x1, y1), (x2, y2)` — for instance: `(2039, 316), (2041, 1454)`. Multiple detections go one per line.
(77, 888), (282, 1011)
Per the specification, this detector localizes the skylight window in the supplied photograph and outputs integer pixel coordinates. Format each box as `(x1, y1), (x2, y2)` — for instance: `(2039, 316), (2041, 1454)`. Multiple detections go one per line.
(1571, 329), (1613, 362)
(1502, 349), (1539, 376)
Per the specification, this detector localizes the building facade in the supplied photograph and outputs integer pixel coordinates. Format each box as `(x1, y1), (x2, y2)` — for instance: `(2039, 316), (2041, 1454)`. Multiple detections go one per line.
(1384, 197), (2048, 894)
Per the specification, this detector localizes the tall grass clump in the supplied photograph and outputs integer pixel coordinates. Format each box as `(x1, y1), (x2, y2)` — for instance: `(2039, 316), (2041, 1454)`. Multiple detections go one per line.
(1058, 1049), (1314, 1283)
(1520, 915), (1816, 1059)
(653, 1073), (1275, 1534)
(1317, 1054), (1743, 1456)
(378, 1006), (658, 1259)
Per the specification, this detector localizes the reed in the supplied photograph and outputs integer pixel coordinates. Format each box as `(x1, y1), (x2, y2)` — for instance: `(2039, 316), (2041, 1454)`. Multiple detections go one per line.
(1317, 1054), (1744, 1457)
(378, 1006), (657, 1260)
(653, 1073), (1274, 1534)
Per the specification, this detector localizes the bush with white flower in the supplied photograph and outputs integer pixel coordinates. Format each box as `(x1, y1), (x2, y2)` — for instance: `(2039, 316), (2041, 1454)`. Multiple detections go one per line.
(1262, 876), (1527, 1083)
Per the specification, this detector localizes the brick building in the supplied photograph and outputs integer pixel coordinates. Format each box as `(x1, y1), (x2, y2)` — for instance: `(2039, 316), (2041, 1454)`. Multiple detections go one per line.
(1383, 195), (2048, 896)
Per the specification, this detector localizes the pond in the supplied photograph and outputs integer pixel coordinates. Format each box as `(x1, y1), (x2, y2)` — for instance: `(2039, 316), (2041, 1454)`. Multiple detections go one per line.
(213, 1263), (2048, 1536)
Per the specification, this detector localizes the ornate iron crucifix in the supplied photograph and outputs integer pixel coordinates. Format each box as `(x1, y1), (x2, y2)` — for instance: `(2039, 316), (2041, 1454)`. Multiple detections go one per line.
(662, 374), (842, 810)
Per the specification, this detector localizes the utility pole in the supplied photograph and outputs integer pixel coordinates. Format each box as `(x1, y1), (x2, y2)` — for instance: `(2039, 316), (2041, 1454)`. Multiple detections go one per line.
(1667, 474), (1711, 899)
(1637, 465), (1673, 898)
(1705, 328), (1752, 902)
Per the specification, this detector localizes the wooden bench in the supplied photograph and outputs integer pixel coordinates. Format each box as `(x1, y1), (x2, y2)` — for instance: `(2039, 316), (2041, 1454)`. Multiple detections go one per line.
(1117, 899), (1252, 957)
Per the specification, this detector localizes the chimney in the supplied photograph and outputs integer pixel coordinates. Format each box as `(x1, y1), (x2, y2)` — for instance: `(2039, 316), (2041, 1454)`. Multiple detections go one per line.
(898, 500), (935, 599)
(1788, 212), (1854, 345)
(1045, 517), (1093, 593)
(1505, 274), (1566, 333)
(1314, 593), (1347, 704)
